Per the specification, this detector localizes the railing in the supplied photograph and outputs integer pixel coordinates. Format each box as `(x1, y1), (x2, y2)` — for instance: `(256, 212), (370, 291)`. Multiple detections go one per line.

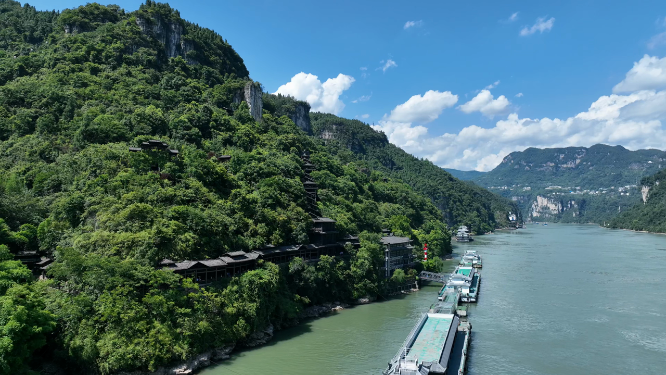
(419, 271), (449, 283)
(458, 330), (470, 375)
(384, 312), (428, 374)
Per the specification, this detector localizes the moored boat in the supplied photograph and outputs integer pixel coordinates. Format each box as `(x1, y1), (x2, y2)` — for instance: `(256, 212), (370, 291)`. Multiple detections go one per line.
(455, 225), (474, 242)
(383, 311), (471, 375)
(445, 266), (481, 303)
(460, 250), (482, 268)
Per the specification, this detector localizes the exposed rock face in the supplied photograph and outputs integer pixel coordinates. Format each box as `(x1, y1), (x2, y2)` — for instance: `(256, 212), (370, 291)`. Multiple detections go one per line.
(63, 24), (82, 35)
(300, 302), (349, 318)
(244, 82), (263, 122)
(290, 103), (311, 134)
(530, 195), (563, 218)
(642, 185), (650, 204)
(118, 345), (234, 375)
(354, 296), (377, 305)
(136, 16), (194, 61)
(241, 323), (274, 347)
(114, 302), (349, 375)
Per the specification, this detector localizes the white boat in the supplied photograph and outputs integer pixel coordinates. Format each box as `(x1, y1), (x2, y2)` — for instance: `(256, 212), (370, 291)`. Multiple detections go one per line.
(445, 266), (481, 303)
(460, 250), (482, 268)
(455, 225), (474, 242)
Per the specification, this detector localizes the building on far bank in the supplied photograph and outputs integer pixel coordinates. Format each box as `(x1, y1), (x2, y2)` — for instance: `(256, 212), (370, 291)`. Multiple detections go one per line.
(380, 235), (415, 278)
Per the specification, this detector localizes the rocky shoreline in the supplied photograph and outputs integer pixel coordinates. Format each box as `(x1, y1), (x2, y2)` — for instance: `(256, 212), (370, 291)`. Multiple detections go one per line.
(116, 302), (351, 375)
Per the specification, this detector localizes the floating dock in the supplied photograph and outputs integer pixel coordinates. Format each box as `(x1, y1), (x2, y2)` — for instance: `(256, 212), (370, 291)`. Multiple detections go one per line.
(387, 250), (484, 375)
(454, 267), (480, 303)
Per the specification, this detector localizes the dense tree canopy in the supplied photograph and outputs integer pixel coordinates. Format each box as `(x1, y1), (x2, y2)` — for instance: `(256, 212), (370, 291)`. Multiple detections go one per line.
(610, 168), (666, 233)
(0, 1), (513, 373)
(310, 113), (521, 233)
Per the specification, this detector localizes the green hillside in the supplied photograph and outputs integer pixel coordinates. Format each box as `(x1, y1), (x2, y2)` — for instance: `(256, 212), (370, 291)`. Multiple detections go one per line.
(444, 168), (486, 181)
(470, 144), (664, 223)
(475, 144), (664, 188)
(310, 113), (522, 234)
(0, 1), (519, 373)
(610, 168), (666, 232)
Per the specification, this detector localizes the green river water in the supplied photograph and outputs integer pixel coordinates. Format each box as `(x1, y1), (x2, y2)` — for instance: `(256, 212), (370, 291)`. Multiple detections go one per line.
(200, 224), (666, 375)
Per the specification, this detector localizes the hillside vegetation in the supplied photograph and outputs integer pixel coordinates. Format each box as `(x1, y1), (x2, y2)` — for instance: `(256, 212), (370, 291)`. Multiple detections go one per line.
(444, 168), (486, 181)
(610, 168), (666, 232)
(310, 113), (521, 234)
(0, 1), (517, 373)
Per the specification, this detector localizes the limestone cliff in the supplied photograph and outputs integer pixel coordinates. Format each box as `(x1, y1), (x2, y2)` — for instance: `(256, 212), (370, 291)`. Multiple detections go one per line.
(244, 82), (263, 122)
(290, 103), (312, 134)
(642, 185), (650, 204)
(530, 195), (563, 218)
(136, 15), (194, 62)
(232, 82), (264, 122)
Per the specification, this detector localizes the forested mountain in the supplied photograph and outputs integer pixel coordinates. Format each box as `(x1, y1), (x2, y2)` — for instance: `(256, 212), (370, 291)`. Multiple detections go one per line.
(475, 144), (665, 188)
(466, 144), (665, 223)
(310, 113), (521, 234)
(444, 168), (486, 181)
(0, 1), (518, 373)
(610, 168), (666, 233)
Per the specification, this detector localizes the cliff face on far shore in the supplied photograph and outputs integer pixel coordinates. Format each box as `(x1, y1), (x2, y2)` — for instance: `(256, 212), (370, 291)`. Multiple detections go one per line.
(611, 168), (666, 232)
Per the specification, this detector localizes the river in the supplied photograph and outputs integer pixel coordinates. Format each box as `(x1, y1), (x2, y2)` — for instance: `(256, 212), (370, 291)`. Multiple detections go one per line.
(200, 224), (666, 375)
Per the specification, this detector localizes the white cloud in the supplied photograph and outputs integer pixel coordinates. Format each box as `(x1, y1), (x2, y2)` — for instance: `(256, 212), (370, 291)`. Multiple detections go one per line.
(352, 93), (372, 103)
(379, 59), (398, 72)
(404, 20), (424, 29)
(274, 72), (355, 115)
(515, 92), (524, 97)
(361, 114), (370, 119)
(387, 90), (458, 123)
(372, 54), (666, 171)
(458, 90), (511, 118)
(520, 17), (555, 36)
(613, 55), (666, 93)
(484, 80), (500, 90)
(648, 31), (666, 49)
(508, 12), (519, 22)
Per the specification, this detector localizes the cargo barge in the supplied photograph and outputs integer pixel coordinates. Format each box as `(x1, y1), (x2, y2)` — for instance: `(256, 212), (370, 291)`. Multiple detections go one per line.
(383, 311), (471, 375)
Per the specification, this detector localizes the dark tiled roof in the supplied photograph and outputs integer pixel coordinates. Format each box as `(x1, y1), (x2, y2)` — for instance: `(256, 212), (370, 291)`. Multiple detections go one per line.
(254, 244), (304, 255)
(35, 257), (53, 266)
(313, 217), (336, 223)
(170, 259), (228, 271)
(227, 251), (246, 257)
(380, 236), (412, 245)
(220, 252), (259, 264)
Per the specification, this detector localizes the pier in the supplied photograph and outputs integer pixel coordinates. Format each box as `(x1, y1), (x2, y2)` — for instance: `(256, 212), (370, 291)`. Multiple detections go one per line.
(386, 251), (484, 374)
(420, 271), (449, 283)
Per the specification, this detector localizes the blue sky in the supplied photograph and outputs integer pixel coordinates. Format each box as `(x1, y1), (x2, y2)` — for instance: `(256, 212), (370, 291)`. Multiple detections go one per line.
(24, 0), (666, 170)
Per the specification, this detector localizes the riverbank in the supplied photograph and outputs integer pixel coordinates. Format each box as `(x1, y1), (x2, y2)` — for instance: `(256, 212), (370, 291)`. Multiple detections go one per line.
(116, 285), (425, 375)
(115, 301), (351, 375)
(115, 256), (455, 375)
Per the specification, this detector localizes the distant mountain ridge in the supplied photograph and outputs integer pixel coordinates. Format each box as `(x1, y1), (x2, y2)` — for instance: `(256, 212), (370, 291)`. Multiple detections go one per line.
(475, 144), (665, 189)
(461, 144), (666, 223)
